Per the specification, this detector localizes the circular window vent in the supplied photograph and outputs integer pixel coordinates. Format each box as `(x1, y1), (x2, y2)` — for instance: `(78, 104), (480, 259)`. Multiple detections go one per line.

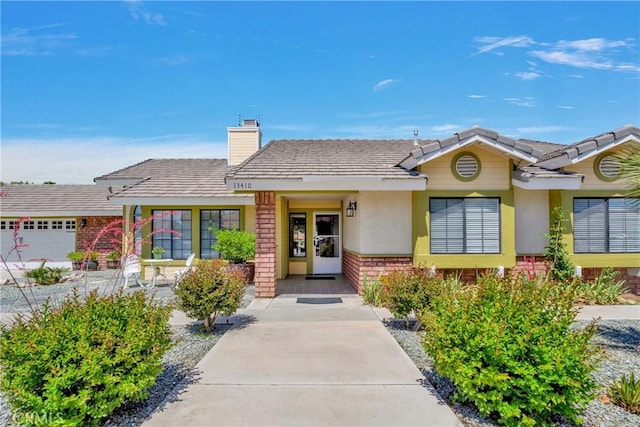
(598, 155), (621, 179)
(455, 154), (479, 178)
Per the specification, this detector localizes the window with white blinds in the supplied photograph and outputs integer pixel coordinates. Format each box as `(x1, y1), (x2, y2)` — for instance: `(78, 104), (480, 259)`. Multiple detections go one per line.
(430, 198), (500, 254)
(574, 198), (640, 253)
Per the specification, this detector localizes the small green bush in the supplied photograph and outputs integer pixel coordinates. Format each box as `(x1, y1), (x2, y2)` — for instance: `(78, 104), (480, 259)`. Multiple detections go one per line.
(25, 260), (70, 285)
(379, 268), (433, 319)
(212, 228), (255, 263)
(362, 272), (383, 307)
(0, 290), (172, 426)
(420, 274), (601, 426)
(544, 207), (575, 283)
(608, 372), (640, 415)
(174, 259), (247, 332)
(577, 267), (629, 305)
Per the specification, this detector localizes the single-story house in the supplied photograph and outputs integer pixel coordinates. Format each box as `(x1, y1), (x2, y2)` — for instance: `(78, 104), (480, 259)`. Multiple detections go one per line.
(95, 120), (640, 297)
(0, 185), (121, 269)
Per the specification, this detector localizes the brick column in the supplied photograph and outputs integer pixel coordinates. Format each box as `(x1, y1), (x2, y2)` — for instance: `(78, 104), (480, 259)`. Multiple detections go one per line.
(254, 192), (277, 297)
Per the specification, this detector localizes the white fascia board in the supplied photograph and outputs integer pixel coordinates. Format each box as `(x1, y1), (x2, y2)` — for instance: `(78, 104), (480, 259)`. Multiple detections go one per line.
(538, 135), (639, 168)
(1, 210), (122, 217)
(226, 177), (426, 191)
(108, 196), (255, 206)
(400, 135), (538, 169)
(511, 177), (583, 190)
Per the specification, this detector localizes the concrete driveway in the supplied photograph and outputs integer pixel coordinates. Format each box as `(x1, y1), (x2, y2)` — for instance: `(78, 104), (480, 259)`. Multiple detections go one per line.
(145, 296), (462, 427)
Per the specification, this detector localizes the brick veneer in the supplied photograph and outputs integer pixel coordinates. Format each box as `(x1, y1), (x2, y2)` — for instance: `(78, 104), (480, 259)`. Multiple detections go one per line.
(435, 256), (640, 294)
(254, 192), (277, 298)
(343, 250), (413, 294)
(75, 215), (121, 269)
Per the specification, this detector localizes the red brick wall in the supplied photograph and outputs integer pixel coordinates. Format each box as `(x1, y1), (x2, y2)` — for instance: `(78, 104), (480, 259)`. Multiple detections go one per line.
(343, 250), (413, 294)
(254, 192), (276, 298)
(75, 216), (121, 269)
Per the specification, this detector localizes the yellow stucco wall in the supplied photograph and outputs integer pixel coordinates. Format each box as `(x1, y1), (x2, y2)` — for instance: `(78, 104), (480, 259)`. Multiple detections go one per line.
(419, 145), (511, 190)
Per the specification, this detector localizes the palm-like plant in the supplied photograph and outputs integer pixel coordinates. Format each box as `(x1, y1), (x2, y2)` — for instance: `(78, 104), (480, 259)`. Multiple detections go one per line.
(617, 148), (640, 200)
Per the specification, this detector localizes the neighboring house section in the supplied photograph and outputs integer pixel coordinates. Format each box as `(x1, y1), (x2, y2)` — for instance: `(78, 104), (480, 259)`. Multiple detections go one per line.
(93, 121), (258, 277)
(226, 124), (640, 297)
(0, 185), (121, 266)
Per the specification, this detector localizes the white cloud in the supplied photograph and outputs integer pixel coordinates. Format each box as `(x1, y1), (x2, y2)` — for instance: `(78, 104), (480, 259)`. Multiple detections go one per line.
(471, 35), (534, 56)
(468, 94), (486, 99)
(530, 50), (613, 70)
(515, 71), (542, 80)
(1, 136), (226, 184)
(373, 79), (400, 91)
(430, 124), (460, 133)
(557, 105), (576, 110)
(555, 38), (629, 52)
(124, 0), (165, 26)
(1, 24), (77, 56)
(504, 97), (536, 108)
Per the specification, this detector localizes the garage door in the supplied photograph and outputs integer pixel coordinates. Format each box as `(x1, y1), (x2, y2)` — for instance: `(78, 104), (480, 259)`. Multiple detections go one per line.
(0, 219), (76, 262)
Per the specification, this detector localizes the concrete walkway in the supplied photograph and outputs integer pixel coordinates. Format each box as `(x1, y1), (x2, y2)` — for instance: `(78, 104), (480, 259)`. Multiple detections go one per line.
(145, 296), (462, 427)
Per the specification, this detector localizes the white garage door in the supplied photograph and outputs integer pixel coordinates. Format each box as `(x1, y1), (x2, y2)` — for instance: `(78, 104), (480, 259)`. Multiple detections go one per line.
(0, 219), (76, 262)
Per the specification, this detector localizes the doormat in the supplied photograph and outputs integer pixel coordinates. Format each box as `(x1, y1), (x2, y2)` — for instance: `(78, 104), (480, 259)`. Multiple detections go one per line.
(297, 297), (343, 304)
(305, 276), (336, 280)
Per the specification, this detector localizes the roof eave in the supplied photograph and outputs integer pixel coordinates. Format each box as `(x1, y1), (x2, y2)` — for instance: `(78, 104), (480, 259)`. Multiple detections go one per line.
(107, 196), (255, 206)
(226, 177), (427, 191)
(511, 176), (584, 190)
(399, 135), (539, 169)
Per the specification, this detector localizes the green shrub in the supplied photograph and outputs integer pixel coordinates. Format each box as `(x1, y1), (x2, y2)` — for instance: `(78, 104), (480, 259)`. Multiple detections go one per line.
(174, 259), (247, 332)
(608, 372), (640, 415)
(577, 267), (629, 305)
(543, 207), (575, 283)
(212, 228), (255, 263)
(0, 290), (172, 426)
(420, 274), (601, 426)
(362, 272), (383, 306)
(379, 268), (433, 319)
(25, 260), (70, 285)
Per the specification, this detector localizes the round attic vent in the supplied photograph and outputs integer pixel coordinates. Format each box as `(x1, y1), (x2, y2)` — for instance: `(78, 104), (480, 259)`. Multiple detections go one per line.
(454, 153), (480, 180)
(597, 154), (621, 180)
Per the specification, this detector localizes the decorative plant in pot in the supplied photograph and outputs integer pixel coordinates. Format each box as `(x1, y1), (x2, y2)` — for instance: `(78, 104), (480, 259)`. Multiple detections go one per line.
(66, 251), (84, 270)
(84, 251), (100, 270)
(106, 250), (121, 269)
(152, 246), (165, 260)
(212, 228), (255, 283)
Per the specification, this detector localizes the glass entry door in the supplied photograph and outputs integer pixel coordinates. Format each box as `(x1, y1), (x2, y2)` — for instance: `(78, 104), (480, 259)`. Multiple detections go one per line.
(313, 213), (341, 274)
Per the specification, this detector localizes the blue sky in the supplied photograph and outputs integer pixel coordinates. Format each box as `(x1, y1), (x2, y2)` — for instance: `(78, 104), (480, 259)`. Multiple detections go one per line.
(2, 1), (639, 184)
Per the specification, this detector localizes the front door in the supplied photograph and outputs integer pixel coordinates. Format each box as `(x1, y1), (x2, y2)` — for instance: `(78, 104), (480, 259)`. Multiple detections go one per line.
(313, 212), (341, 274)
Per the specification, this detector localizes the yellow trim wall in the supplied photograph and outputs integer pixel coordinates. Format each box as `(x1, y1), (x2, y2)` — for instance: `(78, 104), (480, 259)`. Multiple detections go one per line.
(559, 190), (640, 268)
(138, 204), (253, 261)
(413, 190), (516, 268)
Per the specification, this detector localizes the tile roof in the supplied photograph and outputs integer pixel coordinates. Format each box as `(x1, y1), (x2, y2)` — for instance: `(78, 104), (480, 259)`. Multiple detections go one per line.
(537, 125), (640, 162)
(406, 127), (562, 162)
(0, 184), (120, 216)
(226, 139), (425, 180)
(103, 159), (248, 199)
(512, 166), (584, 182)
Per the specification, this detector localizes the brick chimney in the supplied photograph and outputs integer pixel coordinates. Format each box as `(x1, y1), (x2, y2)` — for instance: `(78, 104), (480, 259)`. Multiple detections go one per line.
(227, 119), (262, 166)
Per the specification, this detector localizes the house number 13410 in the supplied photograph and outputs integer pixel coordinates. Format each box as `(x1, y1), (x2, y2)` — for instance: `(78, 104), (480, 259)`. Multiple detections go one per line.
(233, 182), (252, 189)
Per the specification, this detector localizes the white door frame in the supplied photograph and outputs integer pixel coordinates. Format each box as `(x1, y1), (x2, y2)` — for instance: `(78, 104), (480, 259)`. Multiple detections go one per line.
(312, 212), (341, 274)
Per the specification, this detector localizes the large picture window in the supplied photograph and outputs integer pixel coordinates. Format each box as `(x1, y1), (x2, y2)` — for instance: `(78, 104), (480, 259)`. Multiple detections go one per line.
(574, 198), (640, 253)
(200, 209), (240, 259)
(152, 210), (192, 260)
(430, 198), (500, 254)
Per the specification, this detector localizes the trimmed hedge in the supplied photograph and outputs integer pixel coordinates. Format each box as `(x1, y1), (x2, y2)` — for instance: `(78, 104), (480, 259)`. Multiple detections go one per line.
(0, 290), (173, 426)
(421, 274), (601, 426)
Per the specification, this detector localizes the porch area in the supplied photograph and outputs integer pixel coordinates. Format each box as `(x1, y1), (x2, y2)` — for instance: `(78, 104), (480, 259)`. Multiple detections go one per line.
(276, 274), (357, 296)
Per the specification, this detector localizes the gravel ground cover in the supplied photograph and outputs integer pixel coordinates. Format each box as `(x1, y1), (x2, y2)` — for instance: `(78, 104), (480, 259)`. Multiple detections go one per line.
(386, 319), (640, 427)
